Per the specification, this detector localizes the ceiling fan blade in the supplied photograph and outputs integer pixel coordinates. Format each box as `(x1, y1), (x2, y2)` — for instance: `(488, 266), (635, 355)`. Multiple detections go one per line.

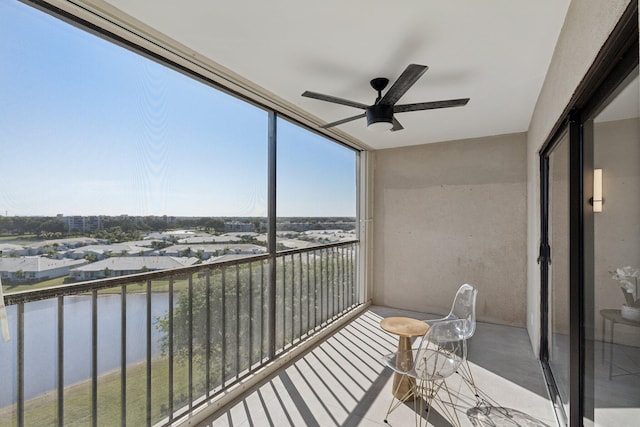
(320, 112), (367, 129)
(302, 91), (368, 109)
(391, 117), (404, 132)
(378, 64), (428, 106)
(394, 98), (470, 113)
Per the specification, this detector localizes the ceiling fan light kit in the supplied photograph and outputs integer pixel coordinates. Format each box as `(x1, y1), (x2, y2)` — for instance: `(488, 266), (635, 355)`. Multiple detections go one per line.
(302, 64), (470, 132)
(366, 104), (394, 131)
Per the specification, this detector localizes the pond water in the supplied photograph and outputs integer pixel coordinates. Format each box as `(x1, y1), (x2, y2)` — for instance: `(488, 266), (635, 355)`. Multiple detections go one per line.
(0, 293), (170, 408)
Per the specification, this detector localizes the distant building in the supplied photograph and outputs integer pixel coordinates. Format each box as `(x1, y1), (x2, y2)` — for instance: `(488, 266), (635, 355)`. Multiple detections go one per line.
(163, 215), (177, 225)
(0, 243), (26, 257)
(177, 235), (242, 244)
(144, 230), (196, 243)
(118, 239), (159, 248)
(69, 256), (199, 281)
(224, 221), (255, 233)
(25, 237), (99, 255)
(0, 256), (88, 282)
(63, 215), (104, 233)
(302, 230), (357, 244)
(65, 244), (155, 260)
(276, 221), (356, 232)
(223, 232), (260, 238)
(161, 244), (266, 260)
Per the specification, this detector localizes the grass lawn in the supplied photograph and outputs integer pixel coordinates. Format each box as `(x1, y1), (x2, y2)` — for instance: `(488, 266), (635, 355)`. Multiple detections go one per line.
(0, 235), (37, 244)
(2, 276), (67, 294)
(0, 357), (213, 427)
(2, 277), (192, 296)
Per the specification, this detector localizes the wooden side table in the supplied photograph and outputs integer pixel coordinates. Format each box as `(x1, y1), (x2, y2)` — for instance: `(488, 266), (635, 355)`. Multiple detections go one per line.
(380, 316), (429, 400)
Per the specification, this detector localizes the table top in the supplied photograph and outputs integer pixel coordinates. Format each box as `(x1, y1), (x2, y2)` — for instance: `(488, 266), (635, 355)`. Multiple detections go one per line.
(380, 316), (429, 338)
(600, 309), (640, 327)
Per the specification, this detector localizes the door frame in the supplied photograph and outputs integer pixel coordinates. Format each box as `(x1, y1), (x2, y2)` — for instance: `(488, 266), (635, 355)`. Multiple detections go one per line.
(538, 2), (638, 424)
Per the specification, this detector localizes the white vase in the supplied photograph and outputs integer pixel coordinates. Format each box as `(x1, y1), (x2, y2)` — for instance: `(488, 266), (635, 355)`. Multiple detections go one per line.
(621, 304), (640, 322)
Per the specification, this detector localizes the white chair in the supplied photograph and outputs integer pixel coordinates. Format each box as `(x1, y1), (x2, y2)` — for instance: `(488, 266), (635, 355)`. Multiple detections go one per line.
(424, 283), (479, 397)
(382, 318), (468, 427)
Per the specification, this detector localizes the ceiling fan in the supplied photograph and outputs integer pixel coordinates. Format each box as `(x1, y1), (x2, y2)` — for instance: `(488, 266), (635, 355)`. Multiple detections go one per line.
(302, 64), (470, 132)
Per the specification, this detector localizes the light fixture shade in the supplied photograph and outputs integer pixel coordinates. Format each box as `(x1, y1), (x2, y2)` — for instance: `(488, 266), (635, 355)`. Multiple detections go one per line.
(367, 121), (393, 131)
(366, 104), (394, 131)
(593, 168), (603, 212)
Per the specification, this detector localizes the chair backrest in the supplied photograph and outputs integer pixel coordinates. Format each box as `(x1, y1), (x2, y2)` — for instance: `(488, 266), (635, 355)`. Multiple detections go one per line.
(450, 283), (478, 338)
(413, 318), (467, 380)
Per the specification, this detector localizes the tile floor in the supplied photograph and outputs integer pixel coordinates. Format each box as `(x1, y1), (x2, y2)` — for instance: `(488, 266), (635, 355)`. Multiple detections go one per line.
(200, 306), (557, 426)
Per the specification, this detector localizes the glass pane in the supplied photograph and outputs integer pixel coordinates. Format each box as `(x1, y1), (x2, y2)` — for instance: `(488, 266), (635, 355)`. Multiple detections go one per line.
(275, 119), (358, 343)
(592, 70), (640, 426)
(549, 132), (570, 420)
(276, 118), (357, 250)
(0, 0), (268, 424)
(0, 0), (268, 295)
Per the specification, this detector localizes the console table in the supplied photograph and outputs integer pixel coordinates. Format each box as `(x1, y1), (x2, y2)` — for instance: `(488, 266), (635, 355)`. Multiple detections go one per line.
(599, 309), (640, 379)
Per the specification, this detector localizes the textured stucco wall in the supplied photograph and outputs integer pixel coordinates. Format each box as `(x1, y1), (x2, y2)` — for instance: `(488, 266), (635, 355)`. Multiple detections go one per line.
(372, 133), (527, 326)
(526, 0), (631, 354)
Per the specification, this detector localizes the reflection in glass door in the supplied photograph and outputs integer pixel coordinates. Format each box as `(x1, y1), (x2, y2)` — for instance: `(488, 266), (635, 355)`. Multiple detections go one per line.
(548, 133), (571, 423)
(591, 70), (640, 426)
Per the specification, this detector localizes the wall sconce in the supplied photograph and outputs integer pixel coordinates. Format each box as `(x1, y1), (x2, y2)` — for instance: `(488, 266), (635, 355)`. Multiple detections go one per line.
(592, 168), (603, 212)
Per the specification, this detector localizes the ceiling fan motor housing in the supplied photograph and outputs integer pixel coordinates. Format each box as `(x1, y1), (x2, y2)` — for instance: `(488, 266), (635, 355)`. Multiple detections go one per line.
(366, 104), (394, 127)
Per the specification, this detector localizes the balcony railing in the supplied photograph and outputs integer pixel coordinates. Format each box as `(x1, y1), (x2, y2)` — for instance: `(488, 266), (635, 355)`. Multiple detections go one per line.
(0, 241), (360, 427)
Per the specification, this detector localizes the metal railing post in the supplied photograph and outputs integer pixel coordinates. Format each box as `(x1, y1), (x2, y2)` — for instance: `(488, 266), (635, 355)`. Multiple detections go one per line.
(91, 290), (97, 427)
(17, 303), (24, 427)
(121, 285), (127, 426)
(146, 280), (152, 427)
(57, 296), (64, 427)
(267, 111), (277, 358)
(168, 279), (174, 421)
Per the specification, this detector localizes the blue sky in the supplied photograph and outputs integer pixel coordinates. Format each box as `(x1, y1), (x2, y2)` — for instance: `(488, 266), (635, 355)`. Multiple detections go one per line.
(0, 0), (356, 218)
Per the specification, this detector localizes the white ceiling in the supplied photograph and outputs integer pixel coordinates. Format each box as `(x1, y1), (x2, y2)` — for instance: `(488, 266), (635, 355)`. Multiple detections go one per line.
(102, 0), (570, 150)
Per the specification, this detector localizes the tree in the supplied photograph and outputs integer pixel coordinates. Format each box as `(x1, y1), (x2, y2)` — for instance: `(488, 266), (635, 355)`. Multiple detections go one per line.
(154, 254), (352, 389)
(155, 268), (257, 389)
(152, 240), (171, 250)
(205, 219), (225, 233)
(38, 219), (66, 234)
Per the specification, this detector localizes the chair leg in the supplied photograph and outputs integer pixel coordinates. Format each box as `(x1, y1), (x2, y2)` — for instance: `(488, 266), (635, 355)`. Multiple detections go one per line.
(438, 378), (463, 427)
(419, 379), (462, 427)
(384, 375), (416, 424)
(418, 378), (462, 427)
(415, 378), (428, 427)
(385, 376), (438, 426)
(459, 359), (481, 399)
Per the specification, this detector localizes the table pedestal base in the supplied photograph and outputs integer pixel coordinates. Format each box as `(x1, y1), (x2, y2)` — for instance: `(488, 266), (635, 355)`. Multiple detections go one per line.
(392, 336), (417, 401)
